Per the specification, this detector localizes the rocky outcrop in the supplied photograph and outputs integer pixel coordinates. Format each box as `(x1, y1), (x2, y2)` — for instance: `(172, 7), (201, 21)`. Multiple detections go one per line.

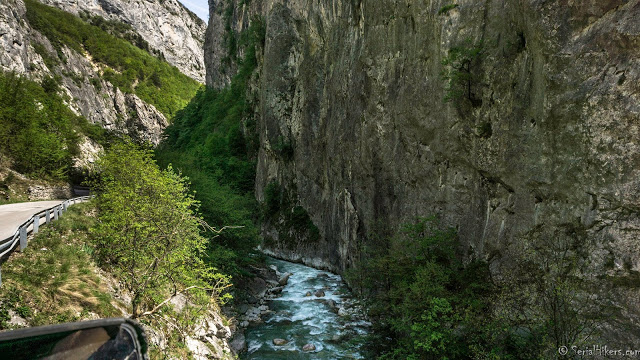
(0, 0), (170, 147)
(206, 0), (640, 279)
(40, 0), (206, 82)
(0, 0), (32, 74)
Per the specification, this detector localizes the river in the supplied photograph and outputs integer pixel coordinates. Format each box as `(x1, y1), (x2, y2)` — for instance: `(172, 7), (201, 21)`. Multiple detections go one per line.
(241, 257), (370, 359)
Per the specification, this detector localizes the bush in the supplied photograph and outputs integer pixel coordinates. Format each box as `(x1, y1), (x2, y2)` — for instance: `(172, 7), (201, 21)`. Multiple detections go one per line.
(0, 71), (94, 180)
(441, 39), (484, 106)
(438, 4), (459, 15)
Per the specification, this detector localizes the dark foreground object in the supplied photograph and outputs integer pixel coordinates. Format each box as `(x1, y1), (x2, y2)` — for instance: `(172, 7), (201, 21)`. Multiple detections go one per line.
(0, 318), (148, 360)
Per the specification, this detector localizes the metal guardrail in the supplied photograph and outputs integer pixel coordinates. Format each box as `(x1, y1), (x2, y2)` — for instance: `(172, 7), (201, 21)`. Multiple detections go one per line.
(0, 196), (94, 286)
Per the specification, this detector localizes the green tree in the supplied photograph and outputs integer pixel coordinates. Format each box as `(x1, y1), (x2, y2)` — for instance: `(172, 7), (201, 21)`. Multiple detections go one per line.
(348, 217), (494, 359)
(0, 72), (91, 180)
(90, 142), (230, 318)
(441, 38), (484, 106)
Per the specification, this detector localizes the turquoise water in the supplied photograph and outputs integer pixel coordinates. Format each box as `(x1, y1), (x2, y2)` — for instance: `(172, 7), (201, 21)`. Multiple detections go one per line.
(241, 258), (370, 359)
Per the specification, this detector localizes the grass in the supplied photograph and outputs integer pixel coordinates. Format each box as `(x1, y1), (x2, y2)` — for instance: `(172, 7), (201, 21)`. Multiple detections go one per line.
(0, 203), (122, 330)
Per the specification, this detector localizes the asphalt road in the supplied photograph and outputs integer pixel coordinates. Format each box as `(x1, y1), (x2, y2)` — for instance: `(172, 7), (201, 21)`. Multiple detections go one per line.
(0, 201), (63, 240)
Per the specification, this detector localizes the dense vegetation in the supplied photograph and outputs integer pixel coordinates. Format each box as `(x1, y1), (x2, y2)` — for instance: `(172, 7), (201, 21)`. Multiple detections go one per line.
(24, 0), (201, 118)
(346, 217), (603, 359)
(156, 17), (266, 278)
(0, 71), (106, 180)
(90, 143), (231, 318)
(347, 218), (498, 359)
(441, 38), (484, 106)
(0, 143), (232, 357)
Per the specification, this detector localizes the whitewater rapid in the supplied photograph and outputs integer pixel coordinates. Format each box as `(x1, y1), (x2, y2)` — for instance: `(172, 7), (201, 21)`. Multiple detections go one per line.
(241, 257), (370, 359)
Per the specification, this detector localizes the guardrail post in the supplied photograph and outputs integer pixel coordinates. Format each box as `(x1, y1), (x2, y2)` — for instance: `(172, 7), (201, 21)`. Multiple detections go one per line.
(53, 207), (59, 221)
(45, 210), (51, 223)
(19, 226), (27, 251)
(63, 201), (68, 212)
(33, 216), (39, 234)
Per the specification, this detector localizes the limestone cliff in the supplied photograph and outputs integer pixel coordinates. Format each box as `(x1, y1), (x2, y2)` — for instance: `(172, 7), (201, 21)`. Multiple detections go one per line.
(206, 0), (640, 295)
(40, 0), (207, 82)
(0, 0), (198, 149)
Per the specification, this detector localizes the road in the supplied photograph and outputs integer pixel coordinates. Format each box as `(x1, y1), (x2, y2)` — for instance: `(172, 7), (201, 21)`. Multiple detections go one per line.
(0, 201), (63, 240)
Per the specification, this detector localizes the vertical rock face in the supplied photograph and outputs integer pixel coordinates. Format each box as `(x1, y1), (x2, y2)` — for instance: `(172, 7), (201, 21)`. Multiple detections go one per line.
(206, 0), (640, 283)
(39, 0), (207, 82)
(0, 0), (31, 74)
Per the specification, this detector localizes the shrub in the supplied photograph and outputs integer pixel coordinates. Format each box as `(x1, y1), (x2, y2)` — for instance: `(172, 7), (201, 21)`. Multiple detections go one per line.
(438, 4), (459, 15)
(0, 71), (86, 180)
(90, 142), (231, 317)
(441, 39), (484, 106)
(347, 217), (494, 359)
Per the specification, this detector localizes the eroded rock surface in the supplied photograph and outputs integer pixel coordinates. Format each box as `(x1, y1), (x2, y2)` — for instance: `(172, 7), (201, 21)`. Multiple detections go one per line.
(40, 0), (206, 82)
(205, 0), (640, 342)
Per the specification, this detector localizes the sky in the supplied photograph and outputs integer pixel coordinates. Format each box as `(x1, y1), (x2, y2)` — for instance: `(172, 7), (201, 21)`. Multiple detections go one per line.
(179, 0), (209, 21)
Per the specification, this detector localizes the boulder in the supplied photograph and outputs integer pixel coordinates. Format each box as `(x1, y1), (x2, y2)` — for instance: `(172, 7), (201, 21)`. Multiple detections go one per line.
(237, 304), (250, 314)
(278, 272), (292, 286)
(268, 286), (284, 295)
(302, 343), (316, 351)
(314, 290), (325, 297)
(248, 276), (268, 297)
(230, 332), (247, 353)
(272, 338), (288, 346)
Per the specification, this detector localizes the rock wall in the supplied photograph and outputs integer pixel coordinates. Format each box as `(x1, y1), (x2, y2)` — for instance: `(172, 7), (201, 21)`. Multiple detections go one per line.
(206, 0), (640, 283)
(0, 0), (172, 149)
(40, 0), (207, 82)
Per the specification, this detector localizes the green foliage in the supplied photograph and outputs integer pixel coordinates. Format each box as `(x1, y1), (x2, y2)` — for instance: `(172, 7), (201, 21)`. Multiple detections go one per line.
(90, 142), (231, 317)
(0, 203), (120, 330)
(441, 38), (484, 106)
(156, 17), (266, 277)
(79, 12), (165, 59)
(494, 230), (606, 358)
(32, 42), (59, 69)
(476, 121), (492, 138)
(347, 217), (494, 359)
(272, 136), (294, 160)
(264, 180), (283, 215)
(438, 4), (459, 15)
(260, 181), (320, 245)
(24, 0), (200, 119)
(0, 71), (105, 180)
(222, 2), (237, 67)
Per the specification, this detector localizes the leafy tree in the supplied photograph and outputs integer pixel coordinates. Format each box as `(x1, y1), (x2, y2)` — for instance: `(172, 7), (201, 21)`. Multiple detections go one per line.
(494, 228), (606, 358)
(90, 142), (230, 318)
(441, 38), (484, 106)
(348, 217), (494, 359)
(0, 71), (109, 180)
